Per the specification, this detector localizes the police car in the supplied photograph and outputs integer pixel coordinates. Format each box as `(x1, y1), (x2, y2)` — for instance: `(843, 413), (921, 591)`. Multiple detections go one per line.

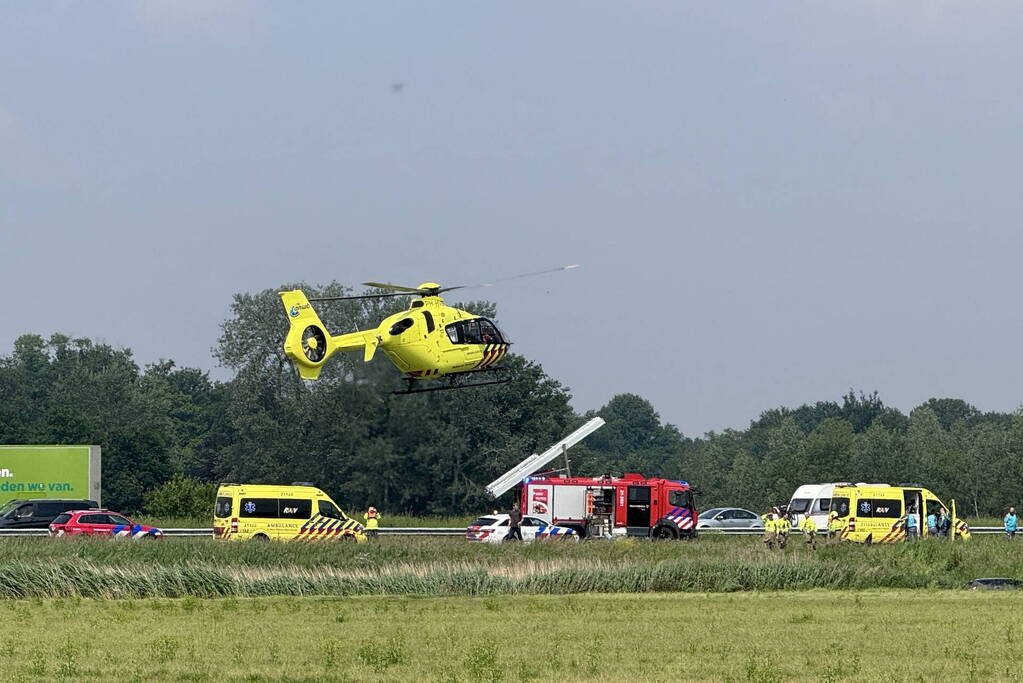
(465, 514), (578, 543)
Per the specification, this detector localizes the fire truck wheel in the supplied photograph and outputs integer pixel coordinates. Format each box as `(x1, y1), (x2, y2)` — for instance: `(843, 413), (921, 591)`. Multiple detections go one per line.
(652, 525), (678, 540)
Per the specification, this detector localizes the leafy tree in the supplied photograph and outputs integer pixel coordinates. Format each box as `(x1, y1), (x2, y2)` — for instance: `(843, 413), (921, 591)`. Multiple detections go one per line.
(3, 287), (1021, 520)
(920, 398), (981, 431)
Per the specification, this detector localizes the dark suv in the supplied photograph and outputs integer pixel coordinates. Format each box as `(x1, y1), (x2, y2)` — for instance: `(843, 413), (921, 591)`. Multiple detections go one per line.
(0, 499), (99, 529)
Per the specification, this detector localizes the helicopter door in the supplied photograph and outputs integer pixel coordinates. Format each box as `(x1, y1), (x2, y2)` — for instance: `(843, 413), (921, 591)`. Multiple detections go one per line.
(443, 320), (483, 367)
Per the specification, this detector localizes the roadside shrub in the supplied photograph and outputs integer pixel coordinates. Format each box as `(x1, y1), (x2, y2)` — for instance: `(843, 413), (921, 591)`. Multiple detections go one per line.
(143, 476), (218, 520)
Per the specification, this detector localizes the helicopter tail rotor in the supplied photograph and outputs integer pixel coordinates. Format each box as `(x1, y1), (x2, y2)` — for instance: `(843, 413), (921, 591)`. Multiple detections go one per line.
(301, 325), (327, 363)
(280, 290), (335, 380)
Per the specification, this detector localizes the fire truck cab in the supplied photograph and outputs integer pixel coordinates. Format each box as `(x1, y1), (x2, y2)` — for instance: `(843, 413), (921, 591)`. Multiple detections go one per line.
(518, 472), (697, 540)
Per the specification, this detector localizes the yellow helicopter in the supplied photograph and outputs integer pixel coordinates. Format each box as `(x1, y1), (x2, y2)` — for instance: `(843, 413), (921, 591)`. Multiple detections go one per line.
(279, 265), (577, 394)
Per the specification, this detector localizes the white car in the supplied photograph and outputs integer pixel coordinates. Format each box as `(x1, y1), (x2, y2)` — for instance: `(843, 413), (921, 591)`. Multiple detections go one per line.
(465, 514), (578, 543)
(696, 507), (764, 530)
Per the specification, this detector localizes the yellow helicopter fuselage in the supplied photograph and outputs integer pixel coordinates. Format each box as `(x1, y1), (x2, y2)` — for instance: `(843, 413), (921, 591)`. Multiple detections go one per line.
(280, 290), (509, 381)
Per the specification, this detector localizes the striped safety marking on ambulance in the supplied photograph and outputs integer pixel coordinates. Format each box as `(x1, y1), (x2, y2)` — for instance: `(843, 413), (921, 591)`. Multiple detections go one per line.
(666, 507), (695, 530)
(295, 515), (363, 540)
(880, 523), (907, 543)
(955, 519), (971, 539)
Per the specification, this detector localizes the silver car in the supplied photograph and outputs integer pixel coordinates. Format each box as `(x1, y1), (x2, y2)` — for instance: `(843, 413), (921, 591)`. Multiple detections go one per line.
(696, 507), (763, 530)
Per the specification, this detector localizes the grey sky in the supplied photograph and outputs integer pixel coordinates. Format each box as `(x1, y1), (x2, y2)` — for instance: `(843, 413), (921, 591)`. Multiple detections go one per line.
(3, 2), (1022, 436)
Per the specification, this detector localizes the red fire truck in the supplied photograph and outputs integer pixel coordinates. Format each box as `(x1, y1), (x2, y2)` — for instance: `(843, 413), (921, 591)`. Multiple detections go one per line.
(517, 472), (698, 540)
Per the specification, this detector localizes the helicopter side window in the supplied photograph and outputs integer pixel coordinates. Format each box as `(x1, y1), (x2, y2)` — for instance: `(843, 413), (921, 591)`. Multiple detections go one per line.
(422, 311), (435, 333)
(477, 319), (502, 344)
(388, 318), (414, 336)
(461, 320), (482, 344)
(444, 320), (489, 345)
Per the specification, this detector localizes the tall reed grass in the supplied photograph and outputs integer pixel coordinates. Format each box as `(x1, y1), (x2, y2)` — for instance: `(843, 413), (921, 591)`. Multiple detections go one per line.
(0, 534), (1017, 599)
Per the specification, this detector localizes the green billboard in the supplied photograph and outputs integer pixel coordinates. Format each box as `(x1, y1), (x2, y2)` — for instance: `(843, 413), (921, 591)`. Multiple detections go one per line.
(0, 446), (101, 506)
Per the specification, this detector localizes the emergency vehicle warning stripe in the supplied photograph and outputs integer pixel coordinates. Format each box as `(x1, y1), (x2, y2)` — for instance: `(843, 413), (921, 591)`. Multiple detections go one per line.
(293, 516), (365, 541)
(666, 506), (696, 530)
(535, 524), (575, 539)
(475, 344), (508, 369)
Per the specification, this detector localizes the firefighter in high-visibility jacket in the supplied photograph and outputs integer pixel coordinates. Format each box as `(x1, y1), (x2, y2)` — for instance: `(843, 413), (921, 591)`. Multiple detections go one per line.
(827, 510), (842, 543)
(363, 507), (380, 539)
(800, 515), (817, 550)
(776, 513), (792, 549)
(762, 512), (777, 549)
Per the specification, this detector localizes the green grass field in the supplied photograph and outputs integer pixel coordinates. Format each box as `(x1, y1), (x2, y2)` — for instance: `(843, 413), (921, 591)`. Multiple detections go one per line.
(3, 591), (1021, 681)
(2, 537), (1021, 680)
(0, 534), (1020, 598)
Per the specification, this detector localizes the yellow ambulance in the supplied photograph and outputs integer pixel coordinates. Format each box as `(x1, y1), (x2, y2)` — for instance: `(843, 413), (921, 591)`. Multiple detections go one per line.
(829, 484), (969, 543)
(213, 483), (366, 542)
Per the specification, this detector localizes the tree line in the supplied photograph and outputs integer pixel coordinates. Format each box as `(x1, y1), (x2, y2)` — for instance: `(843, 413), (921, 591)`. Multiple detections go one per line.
(1, 283), (1020, 517)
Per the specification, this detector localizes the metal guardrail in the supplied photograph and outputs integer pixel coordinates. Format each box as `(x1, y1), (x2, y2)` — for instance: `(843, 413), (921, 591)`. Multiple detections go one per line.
(379, 527), (464, 536)
(0, 527), (465, 537)
(699, 527), (1007, 535)
(0, 528), (213, 537)
(0, 526), (1007, 538)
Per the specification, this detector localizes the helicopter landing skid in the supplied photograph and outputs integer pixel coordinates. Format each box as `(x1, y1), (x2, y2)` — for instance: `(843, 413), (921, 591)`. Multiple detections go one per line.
(392, 368), (510, 395)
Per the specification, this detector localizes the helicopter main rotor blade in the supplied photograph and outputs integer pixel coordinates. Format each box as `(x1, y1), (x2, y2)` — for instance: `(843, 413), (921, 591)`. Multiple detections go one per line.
(361, 281), (425, 293)
(436, 264), (579, 294)
(308, 292), (411, 302)
(337, 264), (578, 299)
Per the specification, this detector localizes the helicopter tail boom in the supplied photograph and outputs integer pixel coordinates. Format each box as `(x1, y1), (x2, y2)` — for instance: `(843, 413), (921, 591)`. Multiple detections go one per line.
(280, 290), (381, 380)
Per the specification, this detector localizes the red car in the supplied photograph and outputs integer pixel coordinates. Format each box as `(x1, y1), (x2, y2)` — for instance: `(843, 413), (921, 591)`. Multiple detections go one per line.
(48, 509), (163, 540)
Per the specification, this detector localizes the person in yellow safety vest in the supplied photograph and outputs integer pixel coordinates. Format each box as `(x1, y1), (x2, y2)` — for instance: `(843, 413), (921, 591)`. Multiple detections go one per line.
(800, 515), (817, 550)
(762, 512), (777, 549)
(827, 510), (842, 543)
(776, 513), (791, 549)
(363, 506), (380, 539)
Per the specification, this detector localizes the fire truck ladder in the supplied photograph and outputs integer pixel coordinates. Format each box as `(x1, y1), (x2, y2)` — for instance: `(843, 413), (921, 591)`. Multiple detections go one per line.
(484, 417), (605, 499)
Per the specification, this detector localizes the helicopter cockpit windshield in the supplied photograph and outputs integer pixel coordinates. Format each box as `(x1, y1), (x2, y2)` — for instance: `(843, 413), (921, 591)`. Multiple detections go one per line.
(445, 318), (508, 345)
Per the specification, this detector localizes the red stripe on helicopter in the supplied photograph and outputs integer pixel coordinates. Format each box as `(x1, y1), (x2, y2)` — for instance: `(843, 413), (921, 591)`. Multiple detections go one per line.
(475, 345), (491, 369)
(476, 344), (507, 369)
